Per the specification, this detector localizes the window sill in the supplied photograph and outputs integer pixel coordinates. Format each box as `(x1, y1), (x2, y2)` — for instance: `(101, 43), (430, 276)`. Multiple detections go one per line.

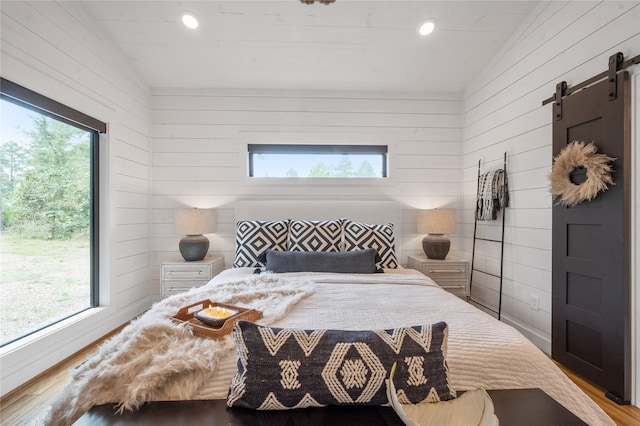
(0, 306), (106, 356)
(241, 175), (398, 188)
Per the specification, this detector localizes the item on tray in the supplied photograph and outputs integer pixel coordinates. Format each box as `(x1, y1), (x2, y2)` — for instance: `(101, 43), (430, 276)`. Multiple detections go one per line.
(194, 306), (239, 327)
(172, 300), (263, 340)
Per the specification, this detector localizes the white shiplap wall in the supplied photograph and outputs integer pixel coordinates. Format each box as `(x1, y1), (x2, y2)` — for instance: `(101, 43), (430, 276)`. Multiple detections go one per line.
(0, 2), (151, 395)
(462, 0), (640, 358)
(150, 89), (463, 296)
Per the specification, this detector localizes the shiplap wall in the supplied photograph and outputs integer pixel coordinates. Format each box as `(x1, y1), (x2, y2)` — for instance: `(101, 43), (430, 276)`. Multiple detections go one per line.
(0, 2), (150, 395)
(150, 89), (463, 296)
(462, 1), (640, 355)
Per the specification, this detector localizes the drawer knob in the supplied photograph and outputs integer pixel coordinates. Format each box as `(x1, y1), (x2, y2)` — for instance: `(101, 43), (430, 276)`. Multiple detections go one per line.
(428, 269), (463, 273)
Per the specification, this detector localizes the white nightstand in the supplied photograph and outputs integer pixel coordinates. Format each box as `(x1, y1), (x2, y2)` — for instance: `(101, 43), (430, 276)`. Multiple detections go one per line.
(408, 255), (469, 300)
(161, 256), (225, 298)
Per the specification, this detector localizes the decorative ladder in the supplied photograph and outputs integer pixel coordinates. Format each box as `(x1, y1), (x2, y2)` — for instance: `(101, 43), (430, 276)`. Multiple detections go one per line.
(469, 153), (508, 320)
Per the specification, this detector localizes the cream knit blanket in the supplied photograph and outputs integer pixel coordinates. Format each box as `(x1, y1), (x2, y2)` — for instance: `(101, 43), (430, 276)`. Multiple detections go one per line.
(44, 274), (315, 426)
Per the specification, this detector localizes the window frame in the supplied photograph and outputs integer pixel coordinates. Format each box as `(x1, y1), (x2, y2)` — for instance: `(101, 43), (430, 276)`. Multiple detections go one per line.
(247, 143), (388, 178)
(0, 78), (106, 344)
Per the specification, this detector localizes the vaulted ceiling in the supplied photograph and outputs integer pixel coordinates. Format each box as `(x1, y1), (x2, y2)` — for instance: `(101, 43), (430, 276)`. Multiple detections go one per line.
(82, 1), (539, 93)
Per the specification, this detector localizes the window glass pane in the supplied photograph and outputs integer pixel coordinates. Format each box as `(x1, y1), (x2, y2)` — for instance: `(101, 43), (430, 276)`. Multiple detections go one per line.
(0, 98), (93, 345)
(249, 145), (387, 178)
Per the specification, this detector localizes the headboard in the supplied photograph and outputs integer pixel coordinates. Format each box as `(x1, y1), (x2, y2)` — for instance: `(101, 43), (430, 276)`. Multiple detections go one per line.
(234, 199), (402, 263)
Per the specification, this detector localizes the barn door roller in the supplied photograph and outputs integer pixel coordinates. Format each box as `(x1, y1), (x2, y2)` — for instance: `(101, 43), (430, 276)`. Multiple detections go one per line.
(554, 81), (567, 121)
(542, 51), (639, 118)
(608, 52), (624, 101)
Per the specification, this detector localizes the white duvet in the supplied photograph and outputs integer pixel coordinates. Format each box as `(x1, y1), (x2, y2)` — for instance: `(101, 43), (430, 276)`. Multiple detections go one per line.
(200, 268), (613, 426)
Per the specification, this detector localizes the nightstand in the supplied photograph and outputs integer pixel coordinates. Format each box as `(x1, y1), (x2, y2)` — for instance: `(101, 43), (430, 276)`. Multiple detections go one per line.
(161, 256), (225, 298)
(408, 255), (469, 299)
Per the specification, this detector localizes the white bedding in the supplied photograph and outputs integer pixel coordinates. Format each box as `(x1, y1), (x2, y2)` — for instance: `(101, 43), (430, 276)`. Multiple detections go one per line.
(200, 268), (613, 426)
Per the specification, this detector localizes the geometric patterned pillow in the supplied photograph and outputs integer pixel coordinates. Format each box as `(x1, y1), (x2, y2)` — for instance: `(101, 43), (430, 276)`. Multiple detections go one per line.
(288, 219), (342, 252)
(233, 220), (289, 268)
(343, 220), (398, 269)
(227, 321), (455, 409)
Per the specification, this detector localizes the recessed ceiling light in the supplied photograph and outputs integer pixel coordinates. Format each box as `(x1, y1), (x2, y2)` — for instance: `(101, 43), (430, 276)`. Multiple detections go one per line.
(418, 21), (435, 36)
(182, 13), (199, 30)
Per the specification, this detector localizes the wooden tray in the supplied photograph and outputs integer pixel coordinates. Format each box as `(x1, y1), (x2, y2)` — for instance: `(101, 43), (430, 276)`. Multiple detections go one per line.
(172, 300), (262, 340)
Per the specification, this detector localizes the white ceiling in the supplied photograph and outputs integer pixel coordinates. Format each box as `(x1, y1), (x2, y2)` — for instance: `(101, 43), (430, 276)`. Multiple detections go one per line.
(82, 1), (540, 93)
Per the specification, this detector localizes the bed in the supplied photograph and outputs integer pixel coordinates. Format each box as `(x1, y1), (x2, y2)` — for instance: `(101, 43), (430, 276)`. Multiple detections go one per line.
(45, 206), (614, 426)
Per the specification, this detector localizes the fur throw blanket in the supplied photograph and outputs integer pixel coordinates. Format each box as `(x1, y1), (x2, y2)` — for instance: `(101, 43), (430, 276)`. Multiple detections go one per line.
(44, 274), (315, 426)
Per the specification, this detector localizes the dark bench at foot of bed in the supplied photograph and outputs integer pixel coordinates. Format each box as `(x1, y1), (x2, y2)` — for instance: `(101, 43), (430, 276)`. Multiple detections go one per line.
(73, 388), (587, 425)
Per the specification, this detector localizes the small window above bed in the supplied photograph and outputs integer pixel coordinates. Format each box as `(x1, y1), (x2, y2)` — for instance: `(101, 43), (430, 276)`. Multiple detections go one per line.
(248, 144), (388, 178)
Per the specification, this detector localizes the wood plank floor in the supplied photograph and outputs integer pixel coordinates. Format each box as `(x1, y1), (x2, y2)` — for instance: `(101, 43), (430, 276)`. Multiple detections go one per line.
(556, 363), (640, 426)
(1, 333), (639, 425)
(0, 327), (124, 426)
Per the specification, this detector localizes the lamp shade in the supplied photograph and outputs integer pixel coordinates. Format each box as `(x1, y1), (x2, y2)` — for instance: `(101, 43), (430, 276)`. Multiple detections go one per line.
(418, 209), (456, 235)
(174, 208), (216, 235)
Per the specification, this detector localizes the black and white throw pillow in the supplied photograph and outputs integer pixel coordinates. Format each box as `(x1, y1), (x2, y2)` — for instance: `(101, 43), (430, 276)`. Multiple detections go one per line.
(233, 220), (289, 268)
(288, 219), (342, 252)
(227, 321), (455, 410)
(343, 220), (398, 269)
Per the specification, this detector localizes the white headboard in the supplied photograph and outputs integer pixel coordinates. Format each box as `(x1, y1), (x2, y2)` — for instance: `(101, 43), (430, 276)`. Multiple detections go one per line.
(234, 199), (402, 262)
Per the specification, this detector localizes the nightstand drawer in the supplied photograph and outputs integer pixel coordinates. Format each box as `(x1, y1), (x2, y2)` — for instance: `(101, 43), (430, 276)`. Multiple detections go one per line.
(160, 256), (225, 299)
(442, 286), (467, 299)
(162, 264), (211, 280)
(435, 280), (467, 291)
(422, 265), (467, 280)
(408, 255), (469, 300)
(163, 281), (205, 294)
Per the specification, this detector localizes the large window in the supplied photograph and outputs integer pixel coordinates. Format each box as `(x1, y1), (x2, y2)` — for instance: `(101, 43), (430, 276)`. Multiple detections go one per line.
(248, 144), (387, 178)
(0, 79), (105, 346)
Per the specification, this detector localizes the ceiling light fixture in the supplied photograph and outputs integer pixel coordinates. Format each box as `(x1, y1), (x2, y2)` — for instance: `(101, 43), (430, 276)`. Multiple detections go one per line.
(300, 0), (336, 4)
(418, 21), (435, 36)
(182, 13), (199, 30)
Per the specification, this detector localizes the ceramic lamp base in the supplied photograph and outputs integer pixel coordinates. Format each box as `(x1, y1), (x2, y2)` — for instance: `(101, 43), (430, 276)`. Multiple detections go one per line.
(422, 234), (450, 260)
(179, 234), (210, 261)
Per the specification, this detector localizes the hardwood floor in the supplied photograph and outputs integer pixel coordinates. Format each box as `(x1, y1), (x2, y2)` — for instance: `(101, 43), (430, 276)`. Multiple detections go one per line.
(1, 345), (92, 425)
(0, 327), (124, 426)
(556, 363), (640, 426)
(2, 334), (639, 425)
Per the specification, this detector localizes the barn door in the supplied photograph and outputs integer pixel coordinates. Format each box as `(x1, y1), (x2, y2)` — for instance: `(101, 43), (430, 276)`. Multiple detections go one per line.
(551, 70), (631, 404)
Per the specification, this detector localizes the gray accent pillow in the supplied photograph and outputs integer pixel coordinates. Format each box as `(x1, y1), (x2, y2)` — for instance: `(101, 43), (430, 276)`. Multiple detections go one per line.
(262, 248), (381, 273)
(227, 321), (455, 410)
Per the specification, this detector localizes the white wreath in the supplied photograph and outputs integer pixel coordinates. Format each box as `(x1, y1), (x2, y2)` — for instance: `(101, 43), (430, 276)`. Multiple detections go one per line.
(549, 141), (615, 207)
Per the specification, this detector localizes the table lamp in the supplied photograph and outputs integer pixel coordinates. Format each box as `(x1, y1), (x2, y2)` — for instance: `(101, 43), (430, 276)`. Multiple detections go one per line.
(418, 209), (456, 260)
(174, 208), (216, 261)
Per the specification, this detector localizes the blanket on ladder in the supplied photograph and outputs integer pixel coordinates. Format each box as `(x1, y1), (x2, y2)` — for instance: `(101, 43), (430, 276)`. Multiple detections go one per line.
(476, 169), (509, 221)
(44, 274), (315, 426)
